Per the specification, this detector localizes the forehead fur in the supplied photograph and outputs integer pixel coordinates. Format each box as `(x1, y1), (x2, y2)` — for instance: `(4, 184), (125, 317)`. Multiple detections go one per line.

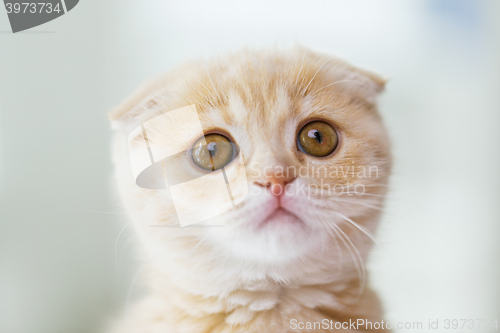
(109, 47), (385, 131)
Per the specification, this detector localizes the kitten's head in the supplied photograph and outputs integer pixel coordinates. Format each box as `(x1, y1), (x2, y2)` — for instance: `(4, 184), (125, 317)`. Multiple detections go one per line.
(110, 48), (391, 290)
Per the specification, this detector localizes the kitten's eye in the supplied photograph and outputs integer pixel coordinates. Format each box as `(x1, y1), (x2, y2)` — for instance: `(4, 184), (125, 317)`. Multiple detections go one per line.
(192, 134), (235, 171)
(297, 121), (338, 157)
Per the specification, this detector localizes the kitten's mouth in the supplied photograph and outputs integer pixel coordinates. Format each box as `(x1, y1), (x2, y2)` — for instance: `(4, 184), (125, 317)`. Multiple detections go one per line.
(259, 207), (303, 228)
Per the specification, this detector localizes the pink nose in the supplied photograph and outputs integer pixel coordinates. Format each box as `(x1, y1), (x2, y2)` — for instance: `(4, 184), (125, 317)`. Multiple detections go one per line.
(253, 176), (295, 196)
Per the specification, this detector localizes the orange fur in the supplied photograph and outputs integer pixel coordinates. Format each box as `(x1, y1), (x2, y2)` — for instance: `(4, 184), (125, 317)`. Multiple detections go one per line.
(107, 47), (391, 332)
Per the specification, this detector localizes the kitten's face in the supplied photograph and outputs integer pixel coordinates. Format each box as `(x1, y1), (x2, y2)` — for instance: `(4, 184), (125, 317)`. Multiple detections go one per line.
(111, 49), (391, 279)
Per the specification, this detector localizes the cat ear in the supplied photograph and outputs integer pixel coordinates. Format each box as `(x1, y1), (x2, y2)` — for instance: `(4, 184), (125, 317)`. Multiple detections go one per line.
(296, 47), (387, 105)
(356, 67), (387, 102)
(108, 76), (171, 132)
(338, 66), (388, 106)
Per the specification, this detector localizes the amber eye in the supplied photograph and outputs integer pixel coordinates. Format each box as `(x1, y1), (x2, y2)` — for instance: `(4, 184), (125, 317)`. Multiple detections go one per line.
(192, 134), (235, 171)
(297, 121), (338, 157)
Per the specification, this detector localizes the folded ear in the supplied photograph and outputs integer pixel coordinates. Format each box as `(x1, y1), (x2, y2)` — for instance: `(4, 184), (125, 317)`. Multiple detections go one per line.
(351, 66), (387, 104)
(108, 75), (172, 132)
(300, 47), (388, 106)
(325, 62), (388, 107)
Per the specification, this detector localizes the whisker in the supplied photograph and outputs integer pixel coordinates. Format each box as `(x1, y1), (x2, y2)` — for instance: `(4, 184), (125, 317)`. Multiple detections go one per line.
(328, 197), (384, 211)
(309, 79), (357, 97)
(329, 223), (366, 298)
(115, 221), (130, 272)
(195, 76), (217, 103)
(177, 75), (218, 110)
(203, 62), (221, 101)
(322, 219), (344, 269)
(212, 62), (229, 101)
(302, 56), (336, 94)
(294, 49), (307, 86)
(336, 226), (366, 297)
(335, 212), (379, 246)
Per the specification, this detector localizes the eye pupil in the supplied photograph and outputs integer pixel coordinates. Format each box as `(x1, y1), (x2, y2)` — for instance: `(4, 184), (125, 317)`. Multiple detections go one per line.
(308, 129), (322, 143)
(207, 142), (216, 155)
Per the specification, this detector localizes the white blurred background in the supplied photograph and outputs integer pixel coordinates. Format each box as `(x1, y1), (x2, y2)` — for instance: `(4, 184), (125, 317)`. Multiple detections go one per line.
(1, 1), (499, 332)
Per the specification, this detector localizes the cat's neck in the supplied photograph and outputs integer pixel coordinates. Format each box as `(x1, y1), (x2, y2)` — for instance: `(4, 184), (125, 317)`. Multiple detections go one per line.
(141, 264), (384, 330)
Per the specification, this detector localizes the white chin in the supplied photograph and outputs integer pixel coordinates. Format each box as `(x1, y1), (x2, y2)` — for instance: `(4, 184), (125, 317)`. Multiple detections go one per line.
(204, 207), (323, 265)
(259, 208), (303, 228)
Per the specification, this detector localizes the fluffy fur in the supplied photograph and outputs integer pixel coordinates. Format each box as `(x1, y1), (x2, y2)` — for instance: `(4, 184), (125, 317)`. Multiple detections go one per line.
(108, 47), (391, 332)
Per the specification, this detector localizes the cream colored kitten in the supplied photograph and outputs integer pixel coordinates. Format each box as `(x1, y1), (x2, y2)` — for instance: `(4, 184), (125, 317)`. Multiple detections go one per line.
(108, 47), (391, 332)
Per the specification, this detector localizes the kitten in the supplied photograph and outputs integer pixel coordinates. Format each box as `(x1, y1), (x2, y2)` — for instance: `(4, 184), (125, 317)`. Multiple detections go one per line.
(108, 47), (391, 332)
